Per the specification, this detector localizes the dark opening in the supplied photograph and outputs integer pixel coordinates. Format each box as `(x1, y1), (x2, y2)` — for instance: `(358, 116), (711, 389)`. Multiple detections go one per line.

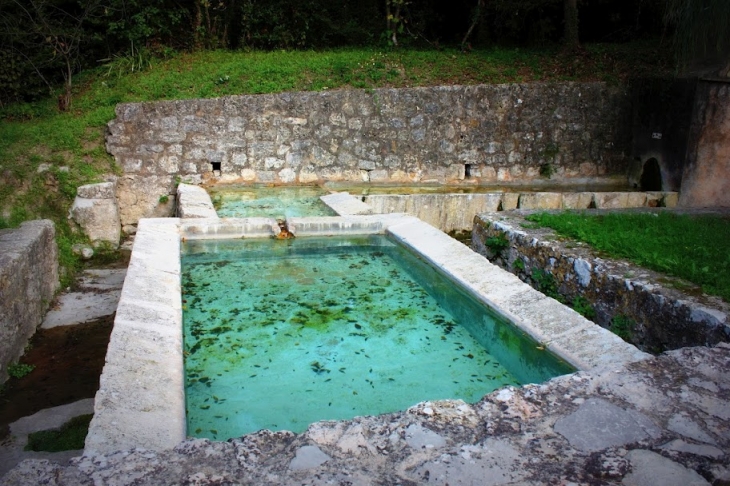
(465, 164), (473, 178)
(211, 161), (222, 172)
(640, 158), (662, 191)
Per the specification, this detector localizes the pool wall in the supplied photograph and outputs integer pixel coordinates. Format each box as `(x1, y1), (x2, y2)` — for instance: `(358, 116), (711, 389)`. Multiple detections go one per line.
(107, 83), (631, 226)
(86, 214), (649, 455)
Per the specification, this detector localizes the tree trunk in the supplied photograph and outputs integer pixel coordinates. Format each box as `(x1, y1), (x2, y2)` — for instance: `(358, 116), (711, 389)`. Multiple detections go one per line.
(563, 0), (579, 52)
(461, 0), (485, 51)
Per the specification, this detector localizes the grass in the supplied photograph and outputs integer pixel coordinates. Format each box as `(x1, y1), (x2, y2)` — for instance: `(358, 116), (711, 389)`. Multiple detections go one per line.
(24, 414), (93, 452)
(0, 41), (671, 285)
(525, 211), (730, 302)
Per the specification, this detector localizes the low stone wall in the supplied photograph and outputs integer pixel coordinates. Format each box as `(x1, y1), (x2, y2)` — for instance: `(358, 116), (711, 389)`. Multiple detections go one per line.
(472, 211), (729, 353)
(106, 82), (632, 226)
(0, 220), (59, 382)
(363, 191), (677, 232)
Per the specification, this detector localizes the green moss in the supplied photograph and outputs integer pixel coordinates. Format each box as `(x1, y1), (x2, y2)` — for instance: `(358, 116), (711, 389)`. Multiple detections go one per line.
(25, 414), (93, 452)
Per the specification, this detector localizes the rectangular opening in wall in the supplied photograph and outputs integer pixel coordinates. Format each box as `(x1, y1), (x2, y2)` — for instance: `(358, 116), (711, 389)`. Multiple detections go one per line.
(465, 164), (474, 178)
(211, 161), (222, 172)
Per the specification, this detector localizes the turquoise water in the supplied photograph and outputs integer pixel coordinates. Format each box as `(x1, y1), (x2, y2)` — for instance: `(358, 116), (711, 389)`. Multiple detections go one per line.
(209, 185), (336, 218)
(182, 236), (573, 440)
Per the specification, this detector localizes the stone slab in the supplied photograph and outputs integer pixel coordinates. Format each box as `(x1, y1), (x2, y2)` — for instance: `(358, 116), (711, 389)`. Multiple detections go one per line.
(41, 269), (126, 329)
(554, 398), (660, 452)
(623, 449), (710, 486)
(320, 192), (373, 215)
(84, 219), (185, 456)
(181, 218), (280, 239)
(289, 445), (331, 471)
(176, 183), (219, 219)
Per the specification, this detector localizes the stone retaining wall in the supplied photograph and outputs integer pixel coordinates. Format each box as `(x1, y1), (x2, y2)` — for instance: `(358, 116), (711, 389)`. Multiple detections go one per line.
(472, 211), (729, 353)
(106, 83), (631, 225)
(0, 220), (59, 382)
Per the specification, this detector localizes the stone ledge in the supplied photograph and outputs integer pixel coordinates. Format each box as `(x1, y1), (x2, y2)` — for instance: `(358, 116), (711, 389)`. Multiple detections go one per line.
(176, 183), (218, 219)
(386, 218), (650, 371)
(320, 192), (373, 215)
(472, 210), (730, 352)
(84, 218), (184, 455)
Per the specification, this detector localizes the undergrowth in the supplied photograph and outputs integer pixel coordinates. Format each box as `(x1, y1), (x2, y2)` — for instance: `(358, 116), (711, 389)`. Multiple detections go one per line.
(525, 211), (730, 302)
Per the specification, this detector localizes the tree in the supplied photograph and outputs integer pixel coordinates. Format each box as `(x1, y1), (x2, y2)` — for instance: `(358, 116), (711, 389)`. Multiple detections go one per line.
(663, 0), (730, 76)
(461, 0), (485, 51)
(1, 0), (105, 110)
(563, 0), (579, 51)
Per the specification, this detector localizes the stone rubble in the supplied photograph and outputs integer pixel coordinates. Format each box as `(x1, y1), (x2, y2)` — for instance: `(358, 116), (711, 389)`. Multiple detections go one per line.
(2, 343), (728, 485)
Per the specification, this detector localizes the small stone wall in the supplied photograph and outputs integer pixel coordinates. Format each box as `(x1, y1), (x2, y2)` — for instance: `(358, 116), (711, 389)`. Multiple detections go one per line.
(106, 82), (632, 226)
(472, 211), (729, 353)
(362, 191), (677, 232)
(0, 220), (59, 382)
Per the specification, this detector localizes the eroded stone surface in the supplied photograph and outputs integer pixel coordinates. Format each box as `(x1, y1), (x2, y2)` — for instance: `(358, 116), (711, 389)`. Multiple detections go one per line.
(69, 182), (121, 247)
(3, 344), (728, 485)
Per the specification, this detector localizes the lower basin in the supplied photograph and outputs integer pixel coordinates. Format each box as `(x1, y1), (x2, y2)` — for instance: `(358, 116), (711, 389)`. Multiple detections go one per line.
(209, 185), (336, 218)
(181, 235), (572, 440)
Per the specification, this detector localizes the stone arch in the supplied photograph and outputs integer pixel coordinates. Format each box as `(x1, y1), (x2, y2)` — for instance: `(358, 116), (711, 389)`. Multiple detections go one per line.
(640, 158), (662, 191)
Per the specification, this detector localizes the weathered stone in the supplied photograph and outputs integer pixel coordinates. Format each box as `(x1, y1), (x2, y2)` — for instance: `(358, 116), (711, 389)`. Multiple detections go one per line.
(554, 398), (659, 452)
(71, 243), (94, 260)
(659, 439), (725, 459)
(69, 182), (121, 247)
(518, 192), (563, 210)
(562, 192), (593, 209)
(405, 424), (446, 450)
(667, 414), (718, 445)
(289, 445), (331, 471)
(116, 175), (176, 226)
(623, 449), (711, 486)
(0, 220), (58, 382)
(176, 184), (218, 219)
(106, 83), (633, 223)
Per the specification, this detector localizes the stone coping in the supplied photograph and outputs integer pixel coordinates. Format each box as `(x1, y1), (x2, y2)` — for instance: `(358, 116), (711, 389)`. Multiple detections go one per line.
(86, 215), (648, 455)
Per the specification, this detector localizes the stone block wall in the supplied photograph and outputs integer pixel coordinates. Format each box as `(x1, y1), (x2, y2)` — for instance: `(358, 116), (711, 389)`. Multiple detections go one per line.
(106, 83), (632, 225)
(0, 220), (59, 382)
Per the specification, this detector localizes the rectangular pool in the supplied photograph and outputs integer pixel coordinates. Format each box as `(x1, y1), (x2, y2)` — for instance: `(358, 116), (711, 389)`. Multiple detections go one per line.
(181, 235), (572, 440)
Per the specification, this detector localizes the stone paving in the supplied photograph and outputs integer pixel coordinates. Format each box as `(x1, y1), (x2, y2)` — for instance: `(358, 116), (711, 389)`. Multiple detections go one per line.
(2, 343), (727, 485)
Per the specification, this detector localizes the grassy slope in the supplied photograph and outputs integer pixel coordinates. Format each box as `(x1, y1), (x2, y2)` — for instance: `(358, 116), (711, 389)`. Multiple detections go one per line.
(0, 42), (671, 284)
(525, 211), (730, 302)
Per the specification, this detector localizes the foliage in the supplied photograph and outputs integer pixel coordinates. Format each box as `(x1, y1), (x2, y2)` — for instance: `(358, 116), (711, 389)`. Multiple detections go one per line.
(662, 0), (730, 74)
(7, 362), (35, 379)
(512, 258), (525, 271)
(525, 211), (730, 302)
(609, 314), (634, 341)
(531, 267), (564, 302)
(571, 295), (595, 320)
(485, 234), (510, 257)
(25, 414), (93, 452)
